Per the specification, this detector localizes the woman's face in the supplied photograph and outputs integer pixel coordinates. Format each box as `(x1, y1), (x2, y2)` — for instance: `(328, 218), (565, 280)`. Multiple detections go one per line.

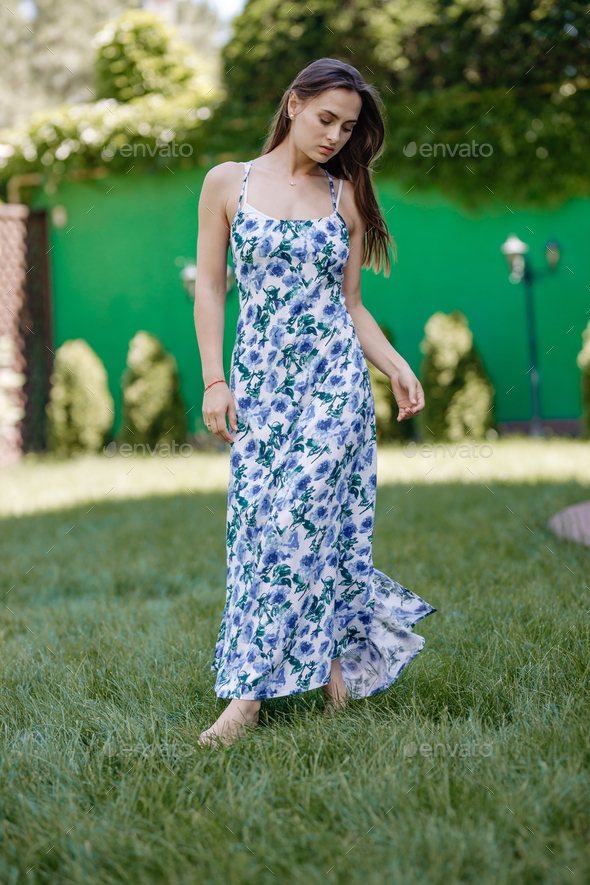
(288, 88), (362, 162)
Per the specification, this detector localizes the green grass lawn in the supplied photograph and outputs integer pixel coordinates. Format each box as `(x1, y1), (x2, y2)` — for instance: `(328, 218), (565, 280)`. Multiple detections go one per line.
(1, 445), (589, 884)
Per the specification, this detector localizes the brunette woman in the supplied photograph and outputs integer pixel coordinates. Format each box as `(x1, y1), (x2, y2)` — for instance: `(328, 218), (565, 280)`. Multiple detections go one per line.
(194, 58), (435, 746)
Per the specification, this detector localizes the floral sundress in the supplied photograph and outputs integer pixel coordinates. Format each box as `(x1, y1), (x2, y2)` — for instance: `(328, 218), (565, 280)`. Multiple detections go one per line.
(211, 160), (436, 699)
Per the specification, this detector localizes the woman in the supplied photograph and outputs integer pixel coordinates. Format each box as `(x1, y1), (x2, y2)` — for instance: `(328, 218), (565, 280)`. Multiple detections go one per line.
(194, 58), (436, 746)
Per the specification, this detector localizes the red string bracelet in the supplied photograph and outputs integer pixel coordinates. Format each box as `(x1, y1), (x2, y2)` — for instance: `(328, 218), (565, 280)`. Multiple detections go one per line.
(203, 379), (227, 395)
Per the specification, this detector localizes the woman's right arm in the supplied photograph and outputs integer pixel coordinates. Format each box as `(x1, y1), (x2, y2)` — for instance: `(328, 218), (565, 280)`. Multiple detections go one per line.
(194, 163), (239, 444)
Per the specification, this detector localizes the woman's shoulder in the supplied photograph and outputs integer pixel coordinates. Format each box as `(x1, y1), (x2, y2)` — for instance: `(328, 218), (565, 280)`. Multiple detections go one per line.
(333, 177), (362, 223)
(200, 162), (249, 210)
(332, 175), (352, 191)
(203, 160), (247, 187)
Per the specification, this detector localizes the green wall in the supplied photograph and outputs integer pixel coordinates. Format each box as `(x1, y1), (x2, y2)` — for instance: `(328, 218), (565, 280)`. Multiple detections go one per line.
(33, 166), (588, 434)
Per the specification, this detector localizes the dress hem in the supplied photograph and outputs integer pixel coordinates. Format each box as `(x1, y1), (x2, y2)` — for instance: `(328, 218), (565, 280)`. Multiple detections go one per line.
(211, 605), (437, 701)
(362, 605), (437, 698)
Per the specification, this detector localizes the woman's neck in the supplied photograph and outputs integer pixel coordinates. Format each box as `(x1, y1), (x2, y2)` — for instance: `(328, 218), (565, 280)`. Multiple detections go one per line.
(258, 141), (322, 180)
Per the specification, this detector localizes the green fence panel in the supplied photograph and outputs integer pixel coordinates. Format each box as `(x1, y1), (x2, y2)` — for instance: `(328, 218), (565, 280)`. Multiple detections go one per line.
(32, 167), (587, 433)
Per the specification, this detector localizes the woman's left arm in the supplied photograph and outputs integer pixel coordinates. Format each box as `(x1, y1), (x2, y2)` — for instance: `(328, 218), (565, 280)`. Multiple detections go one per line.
(341, 185), (424, 421)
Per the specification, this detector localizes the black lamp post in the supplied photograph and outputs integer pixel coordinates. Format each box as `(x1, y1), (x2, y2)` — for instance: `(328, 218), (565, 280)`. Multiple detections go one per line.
(500, 234), (560, 437)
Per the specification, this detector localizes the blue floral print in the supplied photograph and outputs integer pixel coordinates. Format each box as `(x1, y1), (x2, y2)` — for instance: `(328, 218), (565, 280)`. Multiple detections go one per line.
(211, 160), (436, 700)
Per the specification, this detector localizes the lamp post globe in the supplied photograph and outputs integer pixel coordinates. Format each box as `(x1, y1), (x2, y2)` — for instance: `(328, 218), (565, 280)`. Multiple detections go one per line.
(179, 261), (235, 302)
(180, 263), (197, 301)
(501, 234), (530, 284)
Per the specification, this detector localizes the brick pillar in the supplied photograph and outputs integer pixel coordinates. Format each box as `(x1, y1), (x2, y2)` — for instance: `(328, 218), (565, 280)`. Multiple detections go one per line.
(0, 204), (29, 469)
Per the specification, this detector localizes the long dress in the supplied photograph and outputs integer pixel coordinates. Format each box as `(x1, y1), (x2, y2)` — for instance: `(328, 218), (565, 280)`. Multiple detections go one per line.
(211, 160), (436, 700)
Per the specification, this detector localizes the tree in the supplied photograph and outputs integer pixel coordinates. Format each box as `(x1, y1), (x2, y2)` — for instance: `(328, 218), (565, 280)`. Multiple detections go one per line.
(369, 0), (589, 206)
(0, 0), (221, 130)
(94, 9), (206, 103)
(213, 0), (589, 207)
(0, 6), (221, 191)
(0, 0), (138, 130)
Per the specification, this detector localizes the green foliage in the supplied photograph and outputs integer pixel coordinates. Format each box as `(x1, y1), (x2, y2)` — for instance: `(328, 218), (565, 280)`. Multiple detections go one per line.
(367, 325), (413, 443)
(576, 319), (590, 439)
(374, 0), (590, 208)
(214, 0), (589, 207)
(208, 0), (372, 162)
(46, 339), (114, 457)
(4, 0), (587, 205)
(94, 9), (199, 103)
(0, 91), (218, 187)
(0, 0), (129, 131)
(0, 335), (26, 459)
(418, 310), (496, 441)
(0, 10), (220, 190)
(121, 331), (188, 447)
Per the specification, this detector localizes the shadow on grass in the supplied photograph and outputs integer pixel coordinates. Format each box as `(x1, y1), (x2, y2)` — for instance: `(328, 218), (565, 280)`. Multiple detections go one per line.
(1, 481), (588, 733)
(1, 483), (589, 885)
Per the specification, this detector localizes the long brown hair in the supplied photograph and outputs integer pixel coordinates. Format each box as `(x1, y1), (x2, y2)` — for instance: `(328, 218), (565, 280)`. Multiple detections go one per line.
(261, 58), (395, 276)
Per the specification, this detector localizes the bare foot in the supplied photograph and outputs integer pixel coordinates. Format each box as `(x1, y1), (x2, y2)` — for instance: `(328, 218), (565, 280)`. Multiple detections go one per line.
(198, 698), (260, 747)
(321, 683), (349, 714)
(321, 657), (349, 714)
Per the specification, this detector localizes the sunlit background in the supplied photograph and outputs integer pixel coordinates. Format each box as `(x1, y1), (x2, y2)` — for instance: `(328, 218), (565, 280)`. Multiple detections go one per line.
(1, 0), (589, 466)
(1, 4), (590, 882)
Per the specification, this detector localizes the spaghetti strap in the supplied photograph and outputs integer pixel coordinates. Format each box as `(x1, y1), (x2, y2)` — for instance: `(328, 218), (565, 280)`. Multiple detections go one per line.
(241, 162), (338, 215)
(335, 178), (344, 211)
(324, 169), (337, 211)
(238, 161), (253, 210)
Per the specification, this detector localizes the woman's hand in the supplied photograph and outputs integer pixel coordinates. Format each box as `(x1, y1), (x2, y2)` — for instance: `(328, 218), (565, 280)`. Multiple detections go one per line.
(390, 366), (425, 421)
(203, 383), (238, 443)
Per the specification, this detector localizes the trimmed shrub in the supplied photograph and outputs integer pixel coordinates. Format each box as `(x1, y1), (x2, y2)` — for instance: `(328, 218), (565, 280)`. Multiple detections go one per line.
(0, 335), (26, 465)
(121, 331), (188, 447)
(367, 325), (413, 444)
(94, 10), (203, 103)
(46, 339), (114, 456)
(418, 310), (496, 441)
(576, 319), (590, 439)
